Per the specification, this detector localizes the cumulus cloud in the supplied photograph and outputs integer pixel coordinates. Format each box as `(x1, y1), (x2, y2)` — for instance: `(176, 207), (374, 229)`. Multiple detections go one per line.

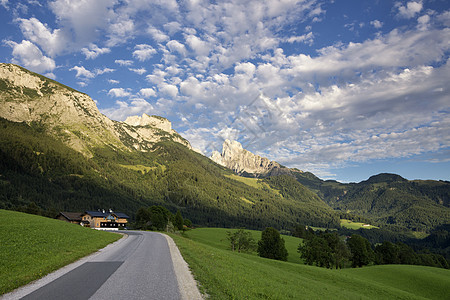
(108, 79), (119, 84)
(115, 59), (133, 66)
(132, 44), (157, 61)
(139, 88), (156, 98)
(129, 67), (146, 75)
(81, 43), (111, 59)
(108, 88), (131, 97)
(17, 17), (68, 56)
(49, 0), (117, 45)
(101, 98), (154, 121)
(395, 1), (423, 19)
(370, 20), (383, 29)
(158, 83), (179, 98)
(148, 27), (169, 42)
(95, 67), (115, 75)
(166, 40), (187, 56)
(70, 65), (95, 78)
(5, 40), (55, 73)
(286, 32), (314, 45)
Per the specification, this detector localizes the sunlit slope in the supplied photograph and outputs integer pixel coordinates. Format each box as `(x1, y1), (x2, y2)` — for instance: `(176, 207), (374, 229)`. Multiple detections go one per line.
(171, 228), (450, 299)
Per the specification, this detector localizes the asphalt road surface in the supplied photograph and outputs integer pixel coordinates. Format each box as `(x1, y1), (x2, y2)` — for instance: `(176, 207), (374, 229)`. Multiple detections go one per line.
(7, 231), (197, 300)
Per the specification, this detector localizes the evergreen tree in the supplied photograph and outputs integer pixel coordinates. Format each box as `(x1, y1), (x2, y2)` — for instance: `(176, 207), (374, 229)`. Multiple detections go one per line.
(257, 227), (288, 261)
(347, 234), (374, 267)
(174, 210), (184, 231)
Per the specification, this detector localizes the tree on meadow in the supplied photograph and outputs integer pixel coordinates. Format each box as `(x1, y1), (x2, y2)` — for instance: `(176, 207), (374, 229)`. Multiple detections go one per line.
(347, 234), (374, 267)
(227, 229), (256, 253)
(257, 227), (288, 261)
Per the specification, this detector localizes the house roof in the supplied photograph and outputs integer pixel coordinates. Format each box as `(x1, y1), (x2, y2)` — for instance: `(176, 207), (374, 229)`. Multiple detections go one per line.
(59, 212), (83, 221)
(84, 210), (130, 219)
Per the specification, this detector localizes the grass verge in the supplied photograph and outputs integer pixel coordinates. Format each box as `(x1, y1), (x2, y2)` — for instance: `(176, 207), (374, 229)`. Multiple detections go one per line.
(0, 209), (121, 295)
(170, 228), (450, 299)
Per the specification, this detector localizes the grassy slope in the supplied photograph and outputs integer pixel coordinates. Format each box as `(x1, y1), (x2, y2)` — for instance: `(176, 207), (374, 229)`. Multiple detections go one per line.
(0, 209), (121, 295)
(186, 227), (303, 264)
(171, 228), (450, 299)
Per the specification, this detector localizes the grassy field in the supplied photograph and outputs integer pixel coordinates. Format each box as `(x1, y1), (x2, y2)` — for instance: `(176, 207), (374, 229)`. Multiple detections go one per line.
(185, 227), (303, 264)
(340, 219), (379, 229)
(171, 227), (450, 299)
(0, 209), (121, 295)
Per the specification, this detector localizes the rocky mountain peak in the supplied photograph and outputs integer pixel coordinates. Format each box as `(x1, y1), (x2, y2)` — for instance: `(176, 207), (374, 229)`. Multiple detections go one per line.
(210, 139), (282, 175)
(124, 114), (172, 132)
(0, 63), (191, 155)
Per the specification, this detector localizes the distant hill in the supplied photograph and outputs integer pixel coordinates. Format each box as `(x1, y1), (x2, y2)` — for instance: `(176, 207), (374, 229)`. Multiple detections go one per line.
(295, 172), (450, 232)
(0, 63), (338, 229)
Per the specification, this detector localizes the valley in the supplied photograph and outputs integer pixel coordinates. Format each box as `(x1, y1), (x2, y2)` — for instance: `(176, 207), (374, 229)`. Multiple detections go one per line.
(0, 63), (449, 263)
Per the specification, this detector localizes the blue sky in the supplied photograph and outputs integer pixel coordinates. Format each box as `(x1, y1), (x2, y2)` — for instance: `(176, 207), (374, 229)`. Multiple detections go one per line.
(1, 0), (449, 183)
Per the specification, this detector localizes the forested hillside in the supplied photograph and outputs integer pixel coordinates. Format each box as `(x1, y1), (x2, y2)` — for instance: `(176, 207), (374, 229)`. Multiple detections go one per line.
(0, 117), (339, 229)
(294, 172), (450, 232)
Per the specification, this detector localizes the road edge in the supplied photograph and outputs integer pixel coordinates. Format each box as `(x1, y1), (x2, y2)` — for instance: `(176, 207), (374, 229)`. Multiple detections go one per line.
(0, 233), (128, 300)
(161, 233), (204, 300)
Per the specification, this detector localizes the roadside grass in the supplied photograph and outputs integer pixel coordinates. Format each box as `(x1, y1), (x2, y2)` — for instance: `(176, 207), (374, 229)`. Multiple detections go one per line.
(0, 209), (121, 295)
(340, 219), (379, 229)
(171, 228), (450, 299)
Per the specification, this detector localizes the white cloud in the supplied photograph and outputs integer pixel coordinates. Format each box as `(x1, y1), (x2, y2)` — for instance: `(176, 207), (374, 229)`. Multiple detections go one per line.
(49, 0), (117, 45)
(417, 14), (430, 30)
(166, 40), (187, 56)
(101, 98), (154, 121)
(370, 20), (383, 29)
(395, 1), (423, 19)
(107, 18), (135, 46)
(108, 88), (131, 97)
(81, 43), (111, 59)
(70, 65), (95, 78)
(129, 67), (146, 75)
(115, 59), (133, 66)
(148, 27), (169, 42)
(286, 32), (314, 45)
(1, 0), (9, 9)
(139, 88), (156, 98)
(158, 83), (178, 98)
(95, 67), (115, 75)
(132, 44), (157, 61)
(17, 17), (68, 56)
(185, 34), (210, 56)
(5, 40), (55, 73)
(108, 79), (119, 84)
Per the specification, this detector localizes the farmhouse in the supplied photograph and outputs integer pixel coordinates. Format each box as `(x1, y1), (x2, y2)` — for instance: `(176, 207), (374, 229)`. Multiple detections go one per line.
(56, 212), (83, 224)
(57, 210), (129, 230)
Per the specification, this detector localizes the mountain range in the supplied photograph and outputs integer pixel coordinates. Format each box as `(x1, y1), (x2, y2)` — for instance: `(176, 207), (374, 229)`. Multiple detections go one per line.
(1, 63), (449, 235)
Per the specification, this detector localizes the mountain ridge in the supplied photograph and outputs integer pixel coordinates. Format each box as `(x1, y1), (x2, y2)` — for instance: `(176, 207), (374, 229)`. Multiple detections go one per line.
(0, 63), (191, 156)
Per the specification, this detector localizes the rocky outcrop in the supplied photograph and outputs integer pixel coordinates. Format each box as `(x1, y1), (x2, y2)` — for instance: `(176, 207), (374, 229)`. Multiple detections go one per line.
(0, 63), (191, 155)
(210, 139), (285, 176)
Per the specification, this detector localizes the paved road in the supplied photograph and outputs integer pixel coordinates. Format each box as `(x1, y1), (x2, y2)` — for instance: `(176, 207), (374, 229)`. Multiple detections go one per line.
(16, 231), (185, 300)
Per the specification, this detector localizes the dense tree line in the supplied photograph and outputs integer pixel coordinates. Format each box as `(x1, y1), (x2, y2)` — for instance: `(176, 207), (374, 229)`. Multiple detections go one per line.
(296, 227), (449, 269)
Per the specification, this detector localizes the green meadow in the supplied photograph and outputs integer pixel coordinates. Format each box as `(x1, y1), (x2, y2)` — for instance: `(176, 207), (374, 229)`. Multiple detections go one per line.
(172, 228), (450, 299)
(0, 209), (121, 295)
(340, 219), (379, 229)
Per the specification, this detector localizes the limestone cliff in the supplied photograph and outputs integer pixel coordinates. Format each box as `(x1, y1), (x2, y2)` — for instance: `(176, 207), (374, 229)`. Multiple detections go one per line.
(210, 139), (286, 176)
(0, 63), (191, 155)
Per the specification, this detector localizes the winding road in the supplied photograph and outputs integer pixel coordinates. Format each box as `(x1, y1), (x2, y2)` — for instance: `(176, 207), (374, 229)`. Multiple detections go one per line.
(3, 231), (202, 300)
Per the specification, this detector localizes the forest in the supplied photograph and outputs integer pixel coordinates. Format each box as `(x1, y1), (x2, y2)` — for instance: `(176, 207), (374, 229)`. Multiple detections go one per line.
(0, 117), (338, 229)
